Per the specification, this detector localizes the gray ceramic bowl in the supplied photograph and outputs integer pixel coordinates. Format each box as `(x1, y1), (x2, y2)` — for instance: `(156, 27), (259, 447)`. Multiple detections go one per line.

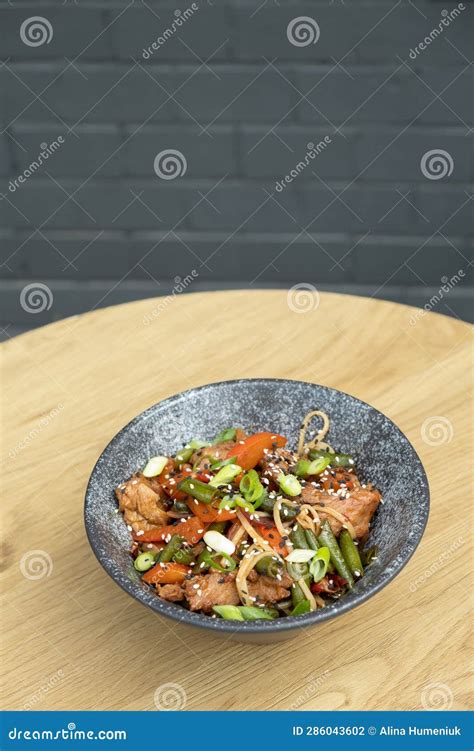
(84, 379), (429, 643)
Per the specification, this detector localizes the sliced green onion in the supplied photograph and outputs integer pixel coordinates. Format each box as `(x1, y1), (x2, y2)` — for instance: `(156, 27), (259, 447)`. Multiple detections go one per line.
(309, 449), (354, 468)
(210, 455), (237, 471)
(290, 600), (311, 617)
(239, 469), (264, 504)
(278, 473), (302, 497)
(286, 561), (310, 581)
(235, 496), (255, 513)
(238, 606), (277, 621)
(209, 463), (242, 488)
(188, 438), (210, 450)
(212, 605), (244, 621)
(307, 455), (332, 474)
(218, 495), (236, 510)
(309, 546), (331, 582)
(212, 605), (277, 621)
(203, 530), (235, 556)
(212, 428), (236, 444)
(285, 548), (316, 564)
(134, 552), (155, 572)
(200, 549), (236, 573)
(142, 455), (168, 478)
(295, 459), (311, 478)
(295, 456), (331, 477)
(174, 446), (193, 464)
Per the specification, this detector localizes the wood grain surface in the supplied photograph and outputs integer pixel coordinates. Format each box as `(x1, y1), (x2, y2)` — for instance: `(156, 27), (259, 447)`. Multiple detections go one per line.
(1, 290), (472, 712)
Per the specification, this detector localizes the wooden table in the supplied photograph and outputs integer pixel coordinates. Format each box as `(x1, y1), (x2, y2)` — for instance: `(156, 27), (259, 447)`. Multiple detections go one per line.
(1, 290), (472, 712)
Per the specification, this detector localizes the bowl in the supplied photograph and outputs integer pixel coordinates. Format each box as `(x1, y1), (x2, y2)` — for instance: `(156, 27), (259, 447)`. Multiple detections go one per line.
(84, 379), (429, 643)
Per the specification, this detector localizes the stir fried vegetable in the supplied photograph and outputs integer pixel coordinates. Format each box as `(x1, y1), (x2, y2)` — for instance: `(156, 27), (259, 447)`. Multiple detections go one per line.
(117, 417), (382, 621)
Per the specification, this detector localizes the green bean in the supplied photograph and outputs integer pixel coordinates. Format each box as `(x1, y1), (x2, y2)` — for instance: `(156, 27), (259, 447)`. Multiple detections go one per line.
(255, 555), (282, 578)
(196, 548), (211, 572)
(339, 530), (364, 578)
(362, 545), (379, 566)
(208, 521), (227, 533)
(317, 520), (354, 588)
(290, 522), (309, 550)
(258, 494), (299, 520)
(172, 500), (191, 516)
(178, 477), (220, 504)
(173, 547), (195, 565)
(304, 528), (319, 550)
(291, 581), (306, 608)
(158, 534), (184, 563)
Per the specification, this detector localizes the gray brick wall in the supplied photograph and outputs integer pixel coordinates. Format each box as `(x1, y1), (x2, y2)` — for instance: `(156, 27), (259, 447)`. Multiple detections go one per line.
(0, 0), (473, 338)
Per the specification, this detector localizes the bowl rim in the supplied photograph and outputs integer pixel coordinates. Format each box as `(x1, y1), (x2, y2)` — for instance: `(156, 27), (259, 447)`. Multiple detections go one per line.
(84, 377), (430, 635)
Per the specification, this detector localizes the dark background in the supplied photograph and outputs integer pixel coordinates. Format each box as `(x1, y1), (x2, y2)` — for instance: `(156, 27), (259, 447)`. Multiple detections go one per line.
(1, 0), (473, 340)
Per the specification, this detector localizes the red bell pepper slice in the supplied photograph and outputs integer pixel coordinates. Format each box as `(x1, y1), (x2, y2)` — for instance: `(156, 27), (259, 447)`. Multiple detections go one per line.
(142, 561), (191, 585)
(185, 498), (237, 523)
(311, 574), (347, 594)
(249, 516), (289, 556)
(228, 432), (286, 470)
(133, 516), (207, 545)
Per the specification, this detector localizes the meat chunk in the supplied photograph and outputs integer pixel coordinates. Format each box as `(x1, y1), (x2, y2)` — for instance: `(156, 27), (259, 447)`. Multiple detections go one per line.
(259, 447), (297, 485)
(300, 482), (381, 539)
(182, 569), (292, 613)
(115, 475), (169, 532)
(183, 572), (240, 612)
(247, 570), (292, 604)
(156, 584), (184, 602)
